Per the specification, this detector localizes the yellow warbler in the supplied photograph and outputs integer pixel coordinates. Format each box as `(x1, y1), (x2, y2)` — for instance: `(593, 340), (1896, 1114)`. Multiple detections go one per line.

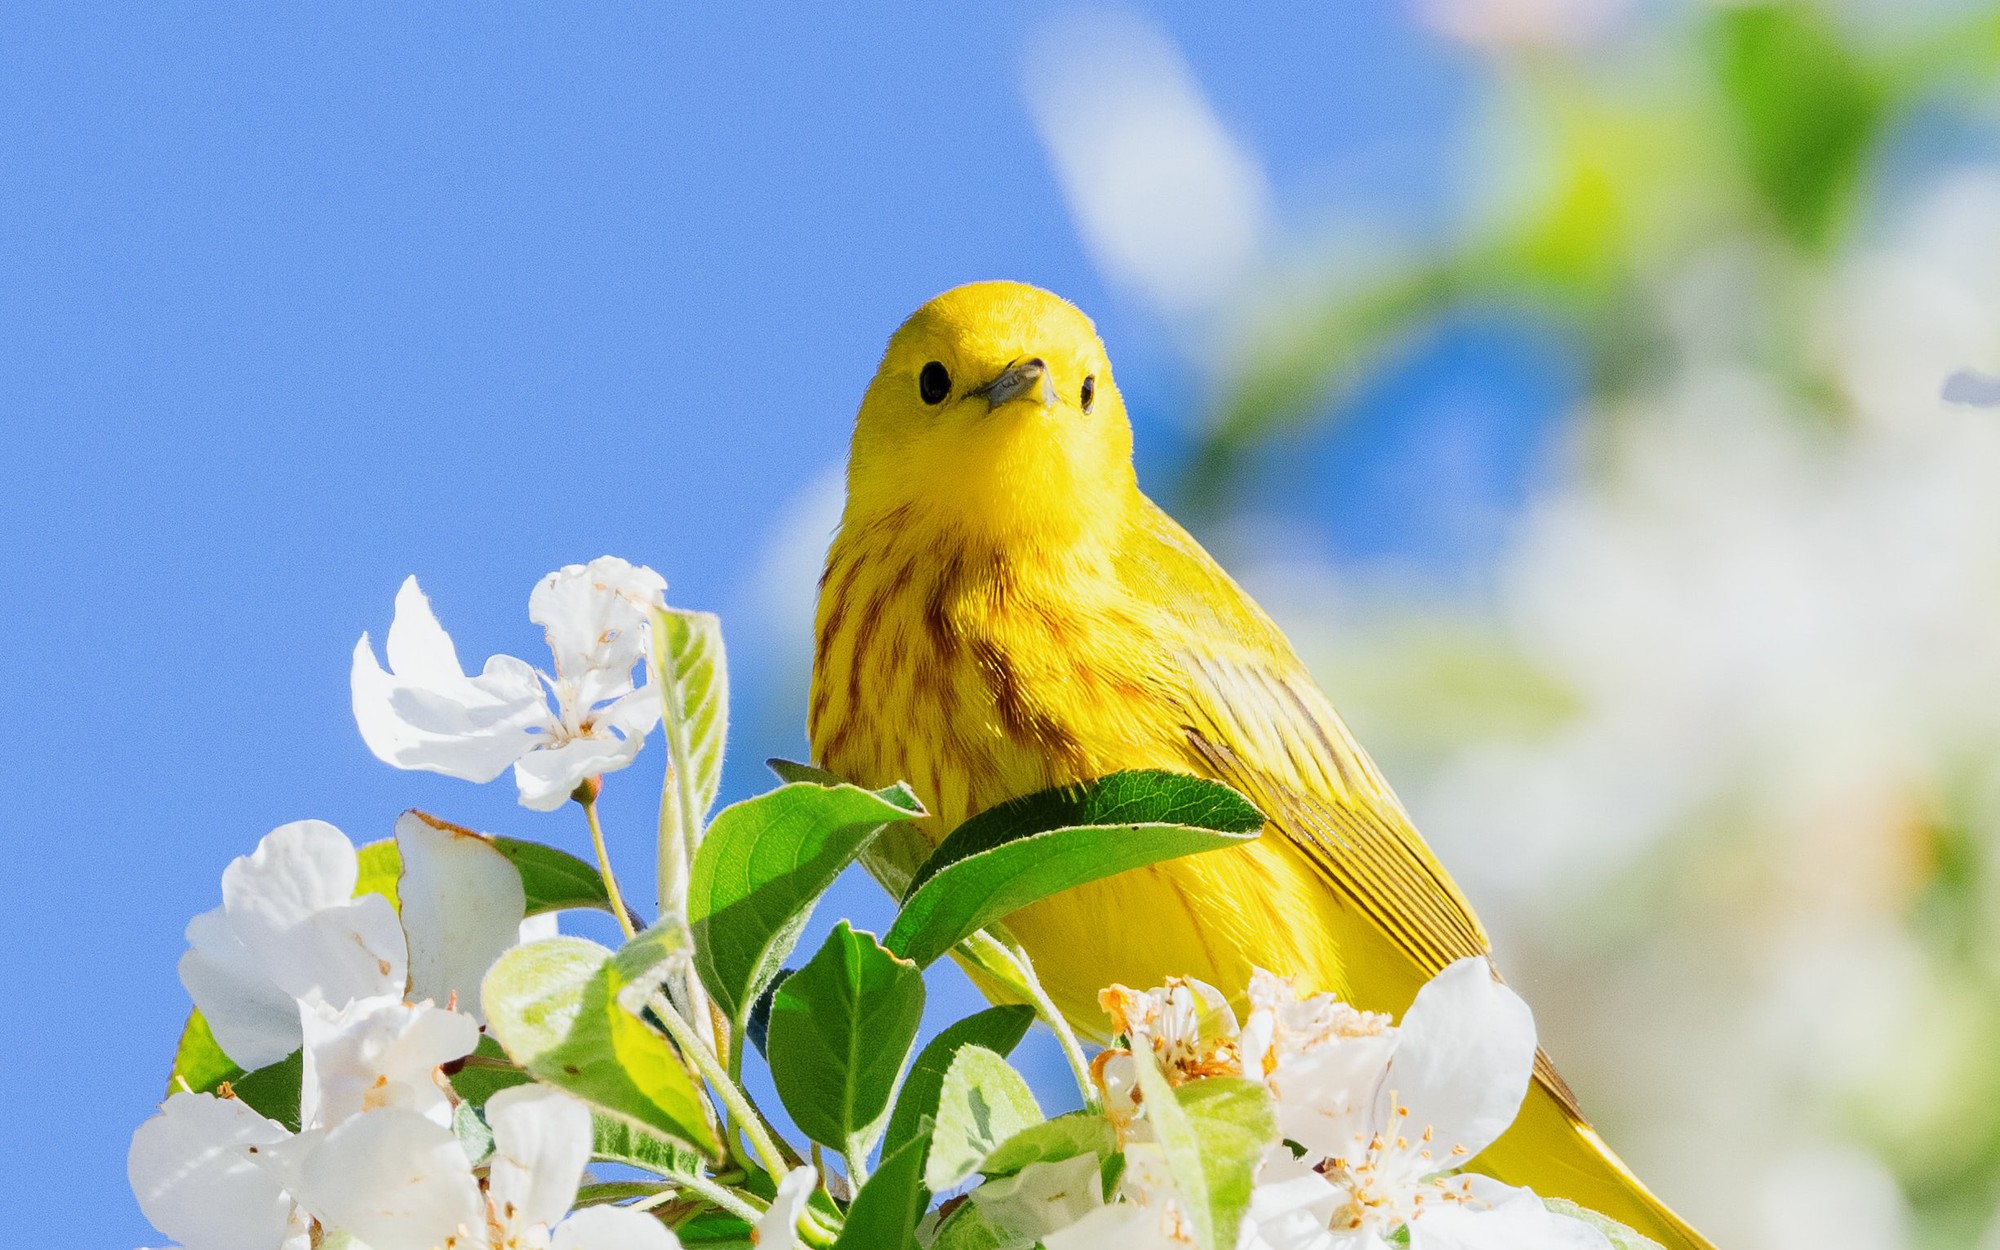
(809, 281), (1713, 1250)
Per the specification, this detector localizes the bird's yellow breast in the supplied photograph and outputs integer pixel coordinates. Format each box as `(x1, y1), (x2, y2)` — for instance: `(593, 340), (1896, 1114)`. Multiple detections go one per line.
(809, 506), (1374, 1026)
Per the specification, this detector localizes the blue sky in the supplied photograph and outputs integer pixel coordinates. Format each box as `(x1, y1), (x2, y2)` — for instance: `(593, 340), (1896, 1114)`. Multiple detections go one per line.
(0, 4), (1536, 1240)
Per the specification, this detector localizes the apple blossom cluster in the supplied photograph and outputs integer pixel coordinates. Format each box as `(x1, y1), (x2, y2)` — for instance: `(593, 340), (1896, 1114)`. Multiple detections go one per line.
(131, 557), (1657, 1250)
(1002, 963), (1614, 1250)
(131, 818), (716, 1250)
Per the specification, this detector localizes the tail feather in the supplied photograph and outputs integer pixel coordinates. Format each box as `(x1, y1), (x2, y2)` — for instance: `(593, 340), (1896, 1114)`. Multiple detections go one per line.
(1476, 1072), (1717, 1250)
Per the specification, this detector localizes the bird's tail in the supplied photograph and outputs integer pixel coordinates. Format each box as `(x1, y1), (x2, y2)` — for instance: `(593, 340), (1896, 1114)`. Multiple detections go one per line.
(1475, 1060), (1717, 1250)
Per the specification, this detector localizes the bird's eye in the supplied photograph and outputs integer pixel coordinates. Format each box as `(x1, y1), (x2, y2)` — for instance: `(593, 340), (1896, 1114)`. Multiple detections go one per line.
(919, 361), (951, 405)
(1081, 375), (1096, 412)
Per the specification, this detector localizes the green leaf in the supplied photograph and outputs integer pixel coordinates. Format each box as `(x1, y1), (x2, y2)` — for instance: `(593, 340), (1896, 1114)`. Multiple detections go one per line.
(1543, 1199), (1667, 1250)
(689, 780), (924, 1034)
(1134, 1055), (1275, 1250)
(453, 1101), (495, 1167)
(482, 935), (720, 1158)
(446, 1034), (534, 1105)
(593, 1113), (706, 1179)
(832, 1125), (931, 1250)
(167, 1010), (243, 1098)
(232, 1048), (305, 1132)
(653, 607), (730, 884)
(766, 921), (925, 1155)
(354, 837), (402, 906)
(769, 760), (938, 899)
(1707, 2), (1882, 249)
(928, 1200), (1017, 1250)
(766, 758), (840, 786)
(676, 1210), (757, 1247)
(923, 1046), (1043, 1192)
(490, 836), (614, 915)
(881, 1005), (1036, 1164)
(979, 1111), (1117, 1179)
(884, 772), (1263, 968)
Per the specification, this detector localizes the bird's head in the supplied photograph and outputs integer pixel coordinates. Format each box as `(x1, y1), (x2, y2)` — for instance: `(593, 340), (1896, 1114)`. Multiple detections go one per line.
(844, 281), (1137, 545)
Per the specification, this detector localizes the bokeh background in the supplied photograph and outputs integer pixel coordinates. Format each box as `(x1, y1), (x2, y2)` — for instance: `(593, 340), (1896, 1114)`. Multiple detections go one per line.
(7, 2), (2000, 1245)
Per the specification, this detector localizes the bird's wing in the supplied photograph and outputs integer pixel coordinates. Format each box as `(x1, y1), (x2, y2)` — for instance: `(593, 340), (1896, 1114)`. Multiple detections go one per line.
(1174, 651), (1588, 1123)
(1177, 651), (1491, 973)
(1118, 500), (1493, 973)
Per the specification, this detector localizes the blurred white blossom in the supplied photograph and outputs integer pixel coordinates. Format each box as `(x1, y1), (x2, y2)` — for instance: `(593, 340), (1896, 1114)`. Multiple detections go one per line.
(352, 557), (667, 810)
(1023, 13), (1268, 321)
(1416, 0), (1628, 50)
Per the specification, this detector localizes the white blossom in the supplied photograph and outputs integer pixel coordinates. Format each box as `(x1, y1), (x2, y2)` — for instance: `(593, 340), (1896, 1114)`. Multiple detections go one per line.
(178, 820), (406, 1070)
(969, 1153), (1109, 1244)
(352, 557), (668, 810)
(394, 810), (531, 1023)
(127, 1093), (309, 1250)
(299, 994), (478, 1131)
(1042, 1144), (1196, 1250)
(285, 1085), (679, 1250)
(1029, 960), (1609, 1250)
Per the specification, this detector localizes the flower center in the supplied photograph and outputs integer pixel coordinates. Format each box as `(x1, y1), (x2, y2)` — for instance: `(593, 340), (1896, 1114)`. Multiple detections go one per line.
(1317, 1100), (1476, 1235)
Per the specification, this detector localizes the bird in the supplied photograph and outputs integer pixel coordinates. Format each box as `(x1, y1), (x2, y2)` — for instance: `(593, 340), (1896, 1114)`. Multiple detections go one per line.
(809, 280), (1714, 1250)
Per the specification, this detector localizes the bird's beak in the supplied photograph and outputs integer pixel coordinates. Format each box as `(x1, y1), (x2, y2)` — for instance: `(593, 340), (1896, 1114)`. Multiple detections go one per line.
(972, 357), (1053, 412)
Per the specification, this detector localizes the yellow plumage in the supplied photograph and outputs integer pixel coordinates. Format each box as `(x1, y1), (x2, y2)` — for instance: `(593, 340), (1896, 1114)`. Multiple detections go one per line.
(810, 281), (1713, 1250)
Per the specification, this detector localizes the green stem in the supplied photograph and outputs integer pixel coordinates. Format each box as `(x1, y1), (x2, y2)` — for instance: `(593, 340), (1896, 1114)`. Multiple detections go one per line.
(650, 991), (793, 1182)
(965, 930), (1099, 1113)
(632, 1171), (766, 1226)
(580, 787), (637, 941)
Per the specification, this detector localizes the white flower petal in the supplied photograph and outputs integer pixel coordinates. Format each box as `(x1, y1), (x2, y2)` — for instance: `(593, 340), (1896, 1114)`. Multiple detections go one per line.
(382, 576), (470, 686)
(970, 1153), (1106, 1241)
(128, 1093), (296, 1250)
(528, 557), (666, 686)
(352, 634), (550, 783)
(299, 996), (478, 1131)
(290, 1109), (483, 1250)
(486, 1084), (595, 1234)
(551, 1204), (683, 1250)
(1267, 1032), (1397, 1162)
(1245, 1170), (1341, 1239)
(352, 577), (552, 784)
(1381, 958), (1535, 1162)
(1042, 1202), (1190, 1250)
(598, 684), (664, 740)
(512, 735), (641, 811)
(178, 907), (302, 1070)
(1407, 1184), (1612, 1250)
(394, 811), (528, 1022)
(221, 821), (409, 1011)
(754, 1167), (818, 1250)
(223, 820), (360, 927)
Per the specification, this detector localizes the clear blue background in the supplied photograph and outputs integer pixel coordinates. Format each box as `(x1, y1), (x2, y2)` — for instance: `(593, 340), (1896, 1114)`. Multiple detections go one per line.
(0, 5), (1551, 1240)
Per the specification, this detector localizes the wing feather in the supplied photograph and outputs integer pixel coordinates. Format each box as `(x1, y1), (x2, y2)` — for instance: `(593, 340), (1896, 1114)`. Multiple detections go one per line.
(1178, 653), (1588, 1124)
(1179, 655), (1489, 970)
